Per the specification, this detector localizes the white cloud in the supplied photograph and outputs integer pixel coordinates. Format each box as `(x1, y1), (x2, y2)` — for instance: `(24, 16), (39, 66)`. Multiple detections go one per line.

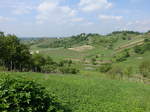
(12, 6), (34, 15)
(0, 16), (12, 22)
(99, 15), (123, 21)
(36, 1), (77, 24)
(70, 17), (84, 22)
(86, 22), (94, 25)
(79, 0), (112, 12)
(0, 0), (35, 15)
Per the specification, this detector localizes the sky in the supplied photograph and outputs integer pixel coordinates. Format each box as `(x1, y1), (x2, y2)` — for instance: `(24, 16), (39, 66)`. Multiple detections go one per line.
(0, 0), (150, 37)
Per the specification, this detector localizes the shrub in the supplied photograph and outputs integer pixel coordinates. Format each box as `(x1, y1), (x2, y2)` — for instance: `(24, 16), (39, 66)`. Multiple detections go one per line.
(115, 50), (130, 62)
(59, 66), (79, 74)
(99, 64), (112, 73)
(91, 58), (97, 65)
(134, 45), (145, 54)
(95, 55), (99, 58)
(134, 39), (150, 54)
(59, 60), (72, 67)
(139, 60), (150, 78)
(41, 65), (57, 73)
(108, 65), (124, 79)
(123, 66), (133, 78)
(0, 77), (70, 112)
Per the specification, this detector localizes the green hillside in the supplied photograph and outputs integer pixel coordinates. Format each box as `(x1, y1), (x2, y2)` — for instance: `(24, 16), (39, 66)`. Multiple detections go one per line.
(28, 31), (150, 73)
(28, 31), (148, 60)
(28, 31), (144, 50)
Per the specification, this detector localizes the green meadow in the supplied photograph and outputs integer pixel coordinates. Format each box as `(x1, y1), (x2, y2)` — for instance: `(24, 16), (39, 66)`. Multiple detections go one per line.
(1, 72), (150, 112)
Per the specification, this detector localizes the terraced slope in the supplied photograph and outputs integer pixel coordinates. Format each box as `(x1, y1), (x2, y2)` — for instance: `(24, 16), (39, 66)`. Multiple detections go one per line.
(115, 39), (145, 52)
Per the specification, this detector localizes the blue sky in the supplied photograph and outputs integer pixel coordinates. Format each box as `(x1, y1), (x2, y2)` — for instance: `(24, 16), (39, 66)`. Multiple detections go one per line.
(0, 0), (150, 37)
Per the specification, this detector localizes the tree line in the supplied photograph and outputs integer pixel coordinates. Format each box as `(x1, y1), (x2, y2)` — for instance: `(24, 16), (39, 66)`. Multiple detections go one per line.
(0, 32), (79, 74)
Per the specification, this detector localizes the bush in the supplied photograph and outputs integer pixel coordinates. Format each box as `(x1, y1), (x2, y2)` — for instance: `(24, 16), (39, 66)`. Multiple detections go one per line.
(115, 50), (130, 62)
(0, 77), (70, 112)
(59, 60), (72, 67)
(108, 65), (124, 79)
(41, 65), (57, 73)
(139, 60), (150, 78)
(123, 66), (133, 78)
(134, 45), (145, 54)
(99, 64), (112, 73)
(59, 66), (79, 74)
(91, 58), (97, 65)
(134, 40), (150, 54)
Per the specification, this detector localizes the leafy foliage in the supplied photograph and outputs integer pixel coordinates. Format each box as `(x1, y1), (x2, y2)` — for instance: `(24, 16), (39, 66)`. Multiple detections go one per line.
(123, 66), (133, 78)
(114, 50), (130, 62)
(98, 63), (112, 73)
(134, 45), (145, 54)
(134, 38), (150, 54)
(59, 66), (79, 74)
(41, 65), (57, 73)
(0, 77), (70, 112)
(0, 33), (31, 71)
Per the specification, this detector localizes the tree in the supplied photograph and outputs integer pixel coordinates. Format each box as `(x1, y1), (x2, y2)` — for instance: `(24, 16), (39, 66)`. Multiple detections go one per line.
(32, 54), (46, 72)
(0, 34), (20, 70)
(0, 32), (80, 74)
(0, 33), (31, 71)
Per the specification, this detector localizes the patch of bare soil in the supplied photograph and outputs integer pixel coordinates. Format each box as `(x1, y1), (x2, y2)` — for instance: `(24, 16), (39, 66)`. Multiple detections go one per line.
(68, 45), (93, 52)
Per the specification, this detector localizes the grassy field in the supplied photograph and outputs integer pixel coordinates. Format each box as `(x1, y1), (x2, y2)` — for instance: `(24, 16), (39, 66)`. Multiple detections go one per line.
(1, 72), (150, 112)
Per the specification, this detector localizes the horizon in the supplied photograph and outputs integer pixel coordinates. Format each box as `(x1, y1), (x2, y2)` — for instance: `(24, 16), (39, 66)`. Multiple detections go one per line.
(0, 0), (150, 37)
(11, 30), (148, 38)
(2, 29), (149, 38)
